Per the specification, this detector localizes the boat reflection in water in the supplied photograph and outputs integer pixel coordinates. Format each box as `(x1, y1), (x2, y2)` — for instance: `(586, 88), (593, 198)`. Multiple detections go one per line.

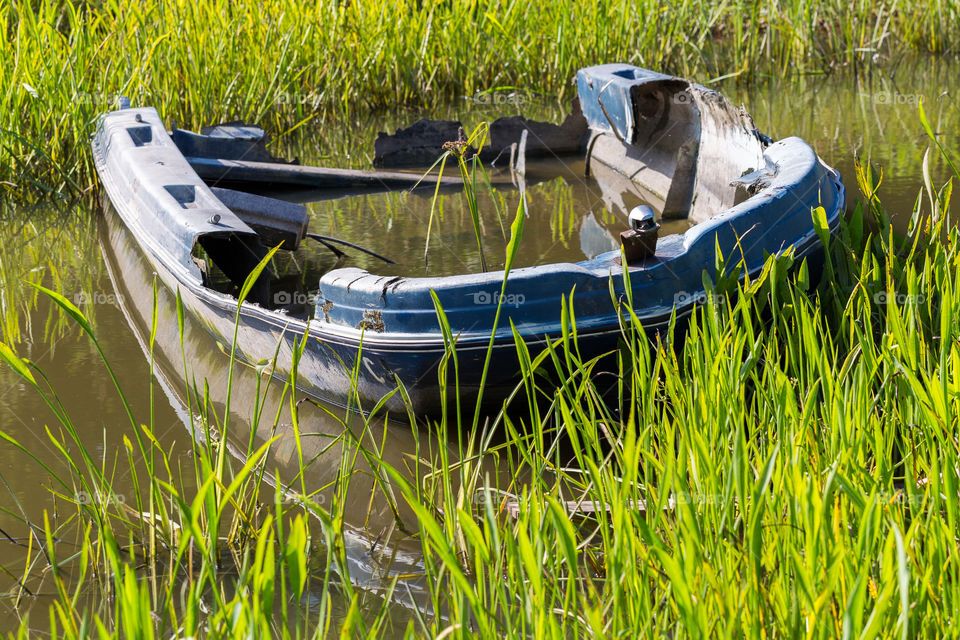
(98, 202), (489, 612)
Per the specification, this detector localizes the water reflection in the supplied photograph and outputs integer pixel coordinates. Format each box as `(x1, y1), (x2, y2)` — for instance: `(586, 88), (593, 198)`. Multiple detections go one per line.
(0, 200), (104, 344)
(261, 156), (691, 279)
(98, 203), (489, 612)
(739, 60), (959, 232)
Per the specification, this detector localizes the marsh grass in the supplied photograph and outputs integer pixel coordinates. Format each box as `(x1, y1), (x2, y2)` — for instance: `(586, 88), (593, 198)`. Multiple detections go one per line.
(382, 128), (960, 637)
(3, 0), (960, 199)
(0, 248), (404, 638)
(1, 117), (960, 637)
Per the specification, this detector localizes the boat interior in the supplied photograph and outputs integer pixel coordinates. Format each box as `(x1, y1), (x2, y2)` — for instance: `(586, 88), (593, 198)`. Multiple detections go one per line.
(179, 74), (772, 320)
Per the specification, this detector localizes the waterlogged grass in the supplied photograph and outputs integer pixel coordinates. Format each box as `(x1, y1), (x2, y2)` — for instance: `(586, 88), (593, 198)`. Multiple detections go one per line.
(3, 0), (960, 198)
(1, 129), (960, 636)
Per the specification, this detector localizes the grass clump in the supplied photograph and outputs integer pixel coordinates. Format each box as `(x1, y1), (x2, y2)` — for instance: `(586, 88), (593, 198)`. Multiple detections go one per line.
(383, 126), (960, 637)
(3, 0), (960, 198)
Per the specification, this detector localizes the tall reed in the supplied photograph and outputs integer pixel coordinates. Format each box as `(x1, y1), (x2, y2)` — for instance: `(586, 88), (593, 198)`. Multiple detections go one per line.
(3, 0), (959, 199)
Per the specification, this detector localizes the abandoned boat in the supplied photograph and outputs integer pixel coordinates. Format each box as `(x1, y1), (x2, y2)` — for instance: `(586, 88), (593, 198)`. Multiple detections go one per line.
(92, 63), (844, 414)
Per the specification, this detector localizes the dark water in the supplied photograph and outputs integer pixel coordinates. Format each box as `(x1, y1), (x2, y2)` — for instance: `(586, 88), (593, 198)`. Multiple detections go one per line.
(0, 60), (957, 631)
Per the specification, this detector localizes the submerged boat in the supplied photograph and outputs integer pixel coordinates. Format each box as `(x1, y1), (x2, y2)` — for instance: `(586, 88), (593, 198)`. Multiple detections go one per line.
(97, 204), (440, 607)
(92, 64), (844, 415)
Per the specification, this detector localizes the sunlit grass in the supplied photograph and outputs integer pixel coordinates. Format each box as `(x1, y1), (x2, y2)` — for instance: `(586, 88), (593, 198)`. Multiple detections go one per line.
(3, 0), (960, 199)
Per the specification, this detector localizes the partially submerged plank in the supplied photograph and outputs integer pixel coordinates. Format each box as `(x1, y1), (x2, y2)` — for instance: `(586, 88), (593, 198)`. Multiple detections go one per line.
(487, 100), (588, 158)
(372, 100), (588, 169)
(188, 156), (468, 191)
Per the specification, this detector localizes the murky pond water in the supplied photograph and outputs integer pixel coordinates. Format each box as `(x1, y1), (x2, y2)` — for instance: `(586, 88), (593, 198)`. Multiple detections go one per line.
(0, 59), (957, 632)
